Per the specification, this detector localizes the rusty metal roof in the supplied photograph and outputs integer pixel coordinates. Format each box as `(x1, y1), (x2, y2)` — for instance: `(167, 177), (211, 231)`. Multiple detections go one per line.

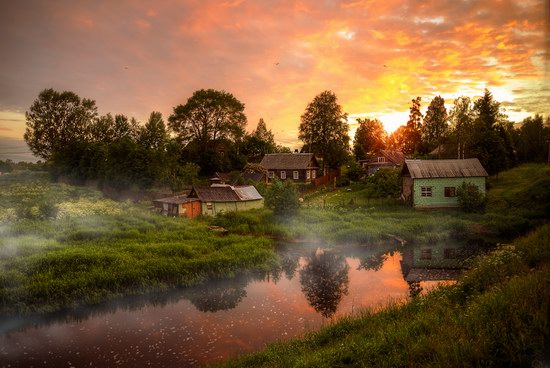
(153, 195), (199, 205)
(403, 158), (488, 179)
(260, 153), (319, 170)
(190, 185), (263, 202)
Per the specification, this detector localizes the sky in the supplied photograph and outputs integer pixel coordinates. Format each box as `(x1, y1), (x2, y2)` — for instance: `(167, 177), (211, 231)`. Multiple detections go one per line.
(0, 0), (549, 159)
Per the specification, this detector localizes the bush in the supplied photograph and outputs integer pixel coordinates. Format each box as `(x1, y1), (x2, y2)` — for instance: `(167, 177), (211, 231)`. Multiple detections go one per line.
(364, 168), (400, 198)
(457, 182), (487, 213)
(264, 178), (300, 216)
(335, 176), (350, 187)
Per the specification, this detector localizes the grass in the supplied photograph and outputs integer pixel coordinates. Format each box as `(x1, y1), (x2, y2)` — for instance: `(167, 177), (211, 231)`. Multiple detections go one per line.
(0, 173), (277, 315)
(219, 222), (550, 368)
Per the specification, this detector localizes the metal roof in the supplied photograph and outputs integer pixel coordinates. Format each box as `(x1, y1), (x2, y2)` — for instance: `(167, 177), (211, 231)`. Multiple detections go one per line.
(233, 185), (263, 201)
(403, 158), (488, 179)
(153, 195), (199, 205)
(191, 185), (263, 202)
(260, 153), (319, 170)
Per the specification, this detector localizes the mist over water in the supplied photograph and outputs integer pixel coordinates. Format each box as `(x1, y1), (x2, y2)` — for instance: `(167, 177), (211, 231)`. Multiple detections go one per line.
(0, 240), (477, 367)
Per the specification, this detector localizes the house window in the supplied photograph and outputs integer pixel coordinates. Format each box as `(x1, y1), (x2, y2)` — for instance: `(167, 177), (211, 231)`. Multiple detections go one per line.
(444, 248), (458, 259)
(377, 157), (385, 163)
(268, 171), (274, 179)
(206, 202), (213, 210)
(306, 170), (311, 179)
(421, 186), (432, 197)
(444, 187), (456, 197)
(420, 248), (432, 260)
(280, 171), (286, 179)
(293, 171), (299, 180)
(312, 170), (316, 179)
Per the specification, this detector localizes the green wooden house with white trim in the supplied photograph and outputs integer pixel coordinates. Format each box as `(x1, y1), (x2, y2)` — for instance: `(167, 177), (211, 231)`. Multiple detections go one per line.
(401, 159), (488, 208)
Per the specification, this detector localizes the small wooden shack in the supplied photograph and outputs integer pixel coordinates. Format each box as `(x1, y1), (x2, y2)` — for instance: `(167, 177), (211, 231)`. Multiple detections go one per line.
(188, 185), (264, 216)
(401, 158), (488, 208)
(359, 150), (406, 176)
(152, 195), (202, 218)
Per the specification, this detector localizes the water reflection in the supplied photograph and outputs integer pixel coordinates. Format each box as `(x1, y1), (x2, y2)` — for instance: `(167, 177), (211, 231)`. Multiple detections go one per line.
(299, 249), (350, 318)
(0, 240), (483, 367)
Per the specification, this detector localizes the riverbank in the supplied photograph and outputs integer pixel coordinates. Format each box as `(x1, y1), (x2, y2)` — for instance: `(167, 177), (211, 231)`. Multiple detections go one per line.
(0, 173), (277, 316)
(221, 221), (550, 367)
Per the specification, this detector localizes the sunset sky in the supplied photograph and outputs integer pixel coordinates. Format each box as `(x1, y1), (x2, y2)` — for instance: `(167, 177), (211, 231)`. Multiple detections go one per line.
(0, 0), (549, 156)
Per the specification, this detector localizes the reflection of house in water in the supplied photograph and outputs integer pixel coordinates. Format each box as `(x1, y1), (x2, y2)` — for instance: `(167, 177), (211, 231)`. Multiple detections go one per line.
(400, 242), (473, 284)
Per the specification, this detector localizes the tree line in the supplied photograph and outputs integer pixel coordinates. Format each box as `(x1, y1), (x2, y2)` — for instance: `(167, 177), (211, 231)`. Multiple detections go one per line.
(24, 88), (289, 191)
(353, 89), (550, 176)
(23, 87), (548, 192)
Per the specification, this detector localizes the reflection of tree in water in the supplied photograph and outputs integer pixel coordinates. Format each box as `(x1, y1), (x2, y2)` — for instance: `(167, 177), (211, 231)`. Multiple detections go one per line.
(186, 278), (247, 312)
(281, 253), (300, 280)
(357, 251), (391, 271)
(407, 281), (423, 298)
(299, 249), (350, 318)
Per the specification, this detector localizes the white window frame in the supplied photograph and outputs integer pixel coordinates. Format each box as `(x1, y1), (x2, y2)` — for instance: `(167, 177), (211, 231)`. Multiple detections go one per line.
(293, 171), (299, 180)
(312, 170), (316, 179)
(420, 186), (432, 197)
(306, 170), (311, 180)
(268, 171), (274, 179)
(280, 171), (286, 180)
(377, 157), (385, 163)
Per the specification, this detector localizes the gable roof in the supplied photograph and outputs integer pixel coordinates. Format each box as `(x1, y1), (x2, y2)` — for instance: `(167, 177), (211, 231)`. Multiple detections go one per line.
(190, 185), (262, 202)
(380, 150), (406, 165)
(403, 159), (488, 179)
(260, 153), (319, 170)
(153, 194), (198, 205)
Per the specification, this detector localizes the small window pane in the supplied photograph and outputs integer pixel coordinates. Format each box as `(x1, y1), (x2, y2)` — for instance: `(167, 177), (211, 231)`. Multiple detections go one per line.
(421, 187), (432, 197)
(444, 187), (456, 197)
(280, 171), (286, 179)
(293, 171), (299, 180)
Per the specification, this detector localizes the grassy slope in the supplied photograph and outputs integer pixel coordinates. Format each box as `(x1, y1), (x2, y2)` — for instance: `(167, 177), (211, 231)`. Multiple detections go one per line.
(0, 173), (277, 315)
(219, 164), (550, 367)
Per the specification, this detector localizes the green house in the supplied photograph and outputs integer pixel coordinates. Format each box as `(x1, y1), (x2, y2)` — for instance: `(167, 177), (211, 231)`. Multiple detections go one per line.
(401, 159), (488, 208)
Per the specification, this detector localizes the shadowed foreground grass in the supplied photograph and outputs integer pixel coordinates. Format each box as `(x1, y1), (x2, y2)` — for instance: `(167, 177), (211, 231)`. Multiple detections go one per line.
(220, 222), (550, 368)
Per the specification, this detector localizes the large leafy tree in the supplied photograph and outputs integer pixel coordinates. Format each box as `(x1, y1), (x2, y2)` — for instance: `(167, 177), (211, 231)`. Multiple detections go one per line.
(515, 114), (550, 162)
(298, 90), (350, 171)
(422, 95), (448, 157)
(242, 118), (277, 158)
(386, 125), (408, 152)
(449, 96), (474, 159)
(403, 97), (423, 154)
(24, 88), (98, 160)
(352, 118), (387, 160)
(168, 89), (247, 151)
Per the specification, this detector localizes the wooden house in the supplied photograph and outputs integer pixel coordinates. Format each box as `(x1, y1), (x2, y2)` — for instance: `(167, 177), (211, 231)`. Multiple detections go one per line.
(359, 150), (406, 176)
(401, 158), (488, 208)
(188, 185), (264, 216)
(152, 195), (202, 218)
(260, 153), (319, 183)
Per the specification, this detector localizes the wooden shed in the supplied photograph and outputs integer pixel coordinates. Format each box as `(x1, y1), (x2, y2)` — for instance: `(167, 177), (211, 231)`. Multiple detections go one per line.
(401, 159), (488, 208)
(189, 185), (264, 216)
(152, 195), (202, 218)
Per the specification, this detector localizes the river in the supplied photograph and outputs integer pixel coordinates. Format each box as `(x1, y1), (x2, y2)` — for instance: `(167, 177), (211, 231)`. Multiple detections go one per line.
(0, 240), (478, 367)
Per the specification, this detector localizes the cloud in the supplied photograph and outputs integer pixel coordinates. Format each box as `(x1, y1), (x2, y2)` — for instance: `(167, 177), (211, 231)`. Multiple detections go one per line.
(0, 0), (548, 148)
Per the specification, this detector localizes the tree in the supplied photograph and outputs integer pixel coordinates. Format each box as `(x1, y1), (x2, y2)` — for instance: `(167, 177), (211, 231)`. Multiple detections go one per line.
(422, 95), (448, 157)
(386, 125), (408, 152)
(403, 97), (423, 154)
(138, 111), (169, 150)
(457, 182), (487, 213)
(264, 178), (300, 216)
(24, 88), (98, 160)
(470, 89), (512, 176)
(352, 118), (387, 160)
(168, 89), (247, 151)
(298, 91), (350, 171)
(449, 96), (474, 159)
(516, 115), (549, 162)
(242, 118), (277, 158)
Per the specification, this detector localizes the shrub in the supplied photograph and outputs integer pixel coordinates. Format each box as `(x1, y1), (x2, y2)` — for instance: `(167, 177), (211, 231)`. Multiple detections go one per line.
(457, 182), (487, 213)
(364, 168), (400, 198)
(264, 178), (300, 216)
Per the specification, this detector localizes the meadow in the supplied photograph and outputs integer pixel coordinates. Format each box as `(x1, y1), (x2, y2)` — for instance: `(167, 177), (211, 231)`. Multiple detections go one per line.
(0, 172), (277, 315)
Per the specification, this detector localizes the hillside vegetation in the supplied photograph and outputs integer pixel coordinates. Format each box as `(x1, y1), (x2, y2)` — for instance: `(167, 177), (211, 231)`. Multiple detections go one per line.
(220, 164), (550, 367)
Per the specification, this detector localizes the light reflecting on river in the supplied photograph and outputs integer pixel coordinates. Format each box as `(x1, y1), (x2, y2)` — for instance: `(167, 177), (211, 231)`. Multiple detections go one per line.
(0, 241), (474, 367)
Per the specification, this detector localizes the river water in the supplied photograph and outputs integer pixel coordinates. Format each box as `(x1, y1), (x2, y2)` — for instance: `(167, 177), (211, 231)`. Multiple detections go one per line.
(0, 241), (477, 367)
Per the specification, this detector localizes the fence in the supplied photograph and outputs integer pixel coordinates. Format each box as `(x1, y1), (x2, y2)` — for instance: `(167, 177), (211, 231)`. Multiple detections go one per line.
(312, 168), (341, 187)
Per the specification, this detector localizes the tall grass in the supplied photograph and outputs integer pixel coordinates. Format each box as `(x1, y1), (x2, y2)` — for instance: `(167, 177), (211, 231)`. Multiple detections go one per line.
(0, 173), (277, 315)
